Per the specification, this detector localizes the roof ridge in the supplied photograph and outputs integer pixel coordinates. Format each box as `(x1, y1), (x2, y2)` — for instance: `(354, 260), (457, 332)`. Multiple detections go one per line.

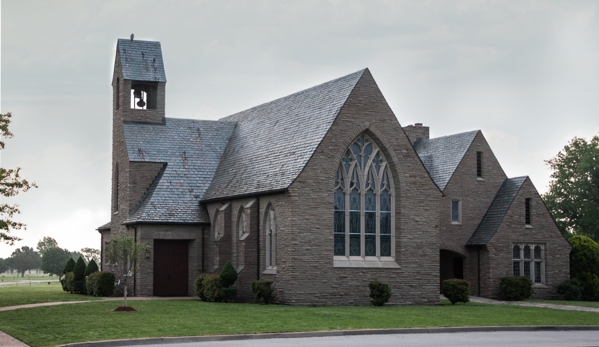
(467, 176), (528, 246)
(426, 129), (480, 142)
(219, 69), (367, 122)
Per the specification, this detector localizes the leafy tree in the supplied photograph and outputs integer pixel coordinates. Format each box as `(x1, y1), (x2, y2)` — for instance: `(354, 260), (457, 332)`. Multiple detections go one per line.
(0, 258), (8, 274)
(105, 232), (149, 307)
(40, 247), (70, 278)
(10, 246), (41, 277)
(36, 236), (59, 256)
(544, 135), (599, 240)
(80, 247), (101, 264)
(0, 112), (37, 245)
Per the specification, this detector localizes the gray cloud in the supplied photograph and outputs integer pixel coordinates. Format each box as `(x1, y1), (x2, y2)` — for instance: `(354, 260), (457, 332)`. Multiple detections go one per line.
(1, 0), (598, 257)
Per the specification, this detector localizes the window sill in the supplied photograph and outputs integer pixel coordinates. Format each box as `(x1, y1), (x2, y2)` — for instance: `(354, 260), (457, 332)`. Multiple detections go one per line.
(215, 234), (224, 242)
(334, 257), (400, 268)
(532, 283), (547, 288)
(239, 233), (249, 241)
(477, 177), (484, 181)
(525, 225), (533, 229)
(451, 222), (462, 225)
(263, 267), (277, 275)
(236, 266), (244, 274)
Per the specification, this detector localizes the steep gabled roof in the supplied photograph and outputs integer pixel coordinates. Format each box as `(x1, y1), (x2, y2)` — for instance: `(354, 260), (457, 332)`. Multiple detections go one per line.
(117, 39), (166, 82)
(202, 69), (367, 201)
(467, 176), (528, 246)
(123, 118), (235, 224)
(413, 130), (479, 191)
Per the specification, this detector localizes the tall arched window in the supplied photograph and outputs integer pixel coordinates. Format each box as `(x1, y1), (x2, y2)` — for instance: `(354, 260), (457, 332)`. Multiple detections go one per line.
(334, 135), (395, 260)
(265, 206), (277, 269)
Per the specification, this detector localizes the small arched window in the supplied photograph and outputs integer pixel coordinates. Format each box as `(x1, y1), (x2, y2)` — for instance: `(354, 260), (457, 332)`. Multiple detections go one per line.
(238, 208), (246, 238)
(265, 206), (277, 269)
(213, 210), (221, 239)
(113, 164), (119, 213)
(334, 134), (395, 260)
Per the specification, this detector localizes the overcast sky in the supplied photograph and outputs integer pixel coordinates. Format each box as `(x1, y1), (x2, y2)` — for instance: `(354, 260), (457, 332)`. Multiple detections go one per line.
(1, 1), (598, 259)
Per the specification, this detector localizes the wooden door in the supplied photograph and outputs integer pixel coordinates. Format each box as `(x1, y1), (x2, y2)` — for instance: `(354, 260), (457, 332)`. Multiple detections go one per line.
(153, 240), (189, 296)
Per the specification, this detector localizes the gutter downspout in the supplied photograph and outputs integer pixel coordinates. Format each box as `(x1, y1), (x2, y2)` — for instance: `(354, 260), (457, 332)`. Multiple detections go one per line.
(477, 247), (481, 296)
(201, 226), (205, 273)
(133, 226), (137, 297)
(256, 196), (260, 281)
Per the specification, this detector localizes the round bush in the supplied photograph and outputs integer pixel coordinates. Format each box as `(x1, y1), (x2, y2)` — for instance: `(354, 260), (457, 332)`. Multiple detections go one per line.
(499, 276), (533, 301)
(557, 279), (582, 301)
(251, 280), (276, 304)
(94, 271), (116, 297)
(369, 281), (392, 306)
(442, 279), (470, 304)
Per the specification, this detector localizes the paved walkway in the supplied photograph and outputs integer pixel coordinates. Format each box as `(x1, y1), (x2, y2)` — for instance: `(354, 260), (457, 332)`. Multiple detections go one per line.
(468, 296), (599, 314)
(1, 296), (598, 347)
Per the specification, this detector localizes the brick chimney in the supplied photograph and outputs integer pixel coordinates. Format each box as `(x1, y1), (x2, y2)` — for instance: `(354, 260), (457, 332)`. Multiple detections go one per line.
(403, 123), (430, 145)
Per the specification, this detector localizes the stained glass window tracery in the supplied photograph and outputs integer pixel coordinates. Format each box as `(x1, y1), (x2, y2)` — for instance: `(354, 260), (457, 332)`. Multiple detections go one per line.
(333, 134), (395, 259)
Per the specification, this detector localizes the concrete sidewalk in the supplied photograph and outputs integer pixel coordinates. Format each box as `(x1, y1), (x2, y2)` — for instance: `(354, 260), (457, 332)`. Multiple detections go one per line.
(468, 296), (599, 314)
(0, 330), (28, 347)
(0, 296), (198, 312)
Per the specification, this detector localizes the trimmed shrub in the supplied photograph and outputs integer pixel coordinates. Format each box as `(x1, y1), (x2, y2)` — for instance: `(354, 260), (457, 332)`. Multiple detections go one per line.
(369, 281), (392, 306)
(63, 258), (75, 275)
(558, 279), (582, 301)
(251, 280), (276, 304)
(72, 257), (87, 294)
(577, 272), (599, 301)
(84, 259), (99, 277)
(195, 273), (223, 302)
(221, 287), (237, 302)
(220, 261), (238, 287)
(499, 276), (533, 301)
(60, 278), (67, 291)
(442, 279), (470, 304)
(64, 272), (75, 293)
(86, 272), (99, 296)
(194, 274), (209, 301)
(93, 271), (116, 297)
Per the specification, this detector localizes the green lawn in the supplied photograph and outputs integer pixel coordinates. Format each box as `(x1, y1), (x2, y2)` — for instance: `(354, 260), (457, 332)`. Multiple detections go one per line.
(1, 299), (599, 347)
(0, 282), (100, 307)
(527, 299), (599, 309)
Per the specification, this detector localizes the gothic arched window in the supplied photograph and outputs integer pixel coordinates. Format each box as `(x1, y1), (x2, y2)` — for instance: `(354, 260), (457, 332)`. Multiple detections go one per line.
(334, 135), (395, 260)
(265, 206), (277, 269)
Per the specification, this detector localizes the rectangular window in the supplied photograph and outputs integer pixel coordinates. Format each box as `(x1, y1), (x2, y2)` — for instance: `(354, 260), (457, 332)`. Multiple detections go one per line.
(476, 151), (483, 178)
(451, 199), (461, 224)
(513, 244), (544, 284)
(525, 198), (532, 225)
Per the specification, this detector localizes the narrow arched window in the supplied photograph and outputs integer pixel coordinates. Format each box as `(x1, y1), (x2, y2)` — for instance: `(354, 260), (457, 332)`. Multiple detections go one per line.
(334, 135), (395, 259)
(265, 206), (276, 268)
(113, 164), (119, 213)
(238, 209), (246, 238)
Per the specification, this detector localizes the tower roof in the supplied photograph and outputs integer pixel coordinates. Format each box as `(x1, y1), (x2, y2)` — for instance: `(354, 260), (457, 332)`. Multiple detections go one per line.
(117, 38), (167, 82)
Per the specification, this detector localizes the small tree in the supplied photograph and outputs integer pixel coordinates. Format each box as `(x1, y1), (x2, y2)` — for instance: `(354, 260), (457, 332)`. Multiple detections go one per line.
(81, 247), (101, 265)
(105, 232), (149, 307)
(40, 247), (70, 278)
(36, 236), (59, 256)
(0, 112), (38, 245)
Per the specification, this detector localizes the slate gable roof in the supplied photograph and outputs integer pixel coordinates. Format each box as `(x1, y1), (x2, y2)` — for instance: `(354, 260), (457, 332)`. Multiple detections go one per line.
(123, 118), (235, 224)
(413, 130), (479, 191)
(202, 69), (367, 201)
(97, 221), (111, 231)
(117, 39), (167, 82)
(467, 176), (528, 246)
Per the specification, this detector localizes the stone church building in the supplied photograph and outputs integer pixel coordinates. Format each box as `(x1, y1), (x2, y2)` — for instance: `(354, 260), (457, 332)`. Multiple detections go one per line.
(98, 37), (570, 305)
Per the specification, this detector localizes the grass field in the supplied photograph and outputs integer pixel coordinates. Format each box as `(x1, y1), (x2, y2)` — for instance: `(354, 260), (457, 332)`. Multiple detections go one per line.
(1, 274), (58, 282)
(1, 299), (599, 347)
(0, 282), (100, 307)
